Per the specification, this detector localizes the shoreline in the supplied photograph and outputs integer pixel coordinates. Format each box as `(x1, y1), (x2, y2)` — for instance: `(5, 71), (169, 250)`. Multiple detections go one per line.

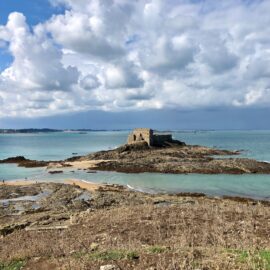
(1, 178), (270, 204)
(0, 178), (103, 192)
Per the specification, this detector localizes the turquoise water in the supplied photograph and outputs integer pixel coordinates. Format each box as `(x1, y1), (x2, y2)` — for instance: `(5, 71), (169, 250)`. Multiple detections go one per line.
(0, 130), (270, 199)
(0, 131), (128, 161)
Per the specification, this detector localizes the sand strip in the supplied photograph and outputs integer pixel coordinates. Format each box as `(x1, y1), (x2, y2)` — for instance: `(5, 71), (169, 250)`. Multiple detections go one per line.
(0, 179), (102, 192)
(65, 179), (103, 191)
(0, 180), (36, 186)
(47, 160), (109, 170)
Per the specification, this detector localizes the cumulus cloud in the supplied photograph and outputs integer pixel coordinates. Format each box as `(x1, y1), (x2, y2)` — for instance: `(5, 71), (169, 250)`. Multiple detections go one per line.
(79, 74), (100, 90)
(141, 34), (198, 74)
(1, 0), (270, 117)
(46, 11), (125, 60)
(104, 62), (143, 89)
(0, 13), (79, 91)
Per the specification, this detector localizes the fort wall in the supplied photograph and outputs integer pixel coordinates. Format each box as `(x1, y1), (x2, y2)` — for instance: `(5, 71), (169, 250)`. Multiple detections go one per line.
(127, 128), (153, 145)
(127, 128), (173, 146)
(153, 134), (172, 146)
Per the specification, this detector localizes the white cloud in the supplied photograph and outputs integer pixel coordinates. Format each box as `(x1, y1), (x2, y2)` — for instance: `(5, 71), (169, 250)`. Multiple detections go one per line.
(1, 0), (270, 117)
(104, 62), (143, 89)
(46, 11), (125, 60)
(79, 74), (100, 90)
(1, 13), (79, 92)
(141, 34), (198, 73)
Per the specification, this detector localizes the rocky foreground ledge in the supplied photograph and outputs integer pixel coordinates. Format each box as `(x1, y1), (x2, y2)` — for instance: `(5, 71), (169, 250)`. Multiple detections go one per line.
(0, 181), (269, 269)
(2, 142), (270, 174)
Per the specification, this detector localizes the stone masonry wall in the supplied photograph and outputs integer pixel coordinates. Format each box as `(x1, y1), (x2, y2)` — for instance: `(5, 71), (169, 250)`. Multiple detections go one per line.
(153, 134), (173, 146)
(127, 128), (153, 145)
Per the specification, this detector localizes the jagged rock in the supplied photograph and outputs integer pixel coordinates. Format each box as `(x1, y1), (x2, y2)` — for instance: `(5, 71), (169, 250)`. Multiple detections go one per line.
(0, 156), (49, 168)
(0, 221), (31, 236)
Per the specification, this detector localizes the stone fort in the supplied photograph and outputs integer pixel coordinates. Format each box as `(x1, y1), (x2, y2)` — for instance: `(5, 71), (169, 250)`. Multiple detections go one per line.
(127, 128), (174, 147)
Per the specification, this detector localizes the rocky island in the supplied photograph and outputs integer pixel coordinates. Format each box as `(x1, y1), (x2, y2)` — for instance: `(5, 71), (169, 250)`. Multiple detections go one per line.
(2, 128), (270, 175)
(73, 128), (270, 174)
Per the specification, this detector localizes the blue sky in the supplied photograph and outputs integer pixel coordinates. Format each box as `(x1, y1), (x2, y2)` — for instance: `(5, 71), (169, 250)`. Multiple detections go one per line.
(0, 0), (270, 129)
(0, 0), (62, 71)
(0, 0), (57, 25)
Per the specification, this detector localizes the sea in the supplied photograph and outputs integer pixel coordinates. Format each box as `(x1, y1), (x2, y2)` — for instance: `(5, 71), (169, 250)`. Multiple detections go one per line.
(0, 130), (270, 200)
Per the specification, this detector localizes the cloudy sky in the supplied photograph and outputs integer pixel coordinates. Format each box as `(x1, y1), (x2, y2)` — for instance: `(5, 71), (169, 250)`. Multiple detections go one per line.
(0, 0), (270, 129)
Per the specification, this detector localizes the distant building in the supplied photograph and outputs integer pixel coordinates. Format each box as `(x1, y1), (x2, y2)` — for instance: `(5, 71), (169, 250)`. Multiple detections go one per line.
(127, 128), (173, 147)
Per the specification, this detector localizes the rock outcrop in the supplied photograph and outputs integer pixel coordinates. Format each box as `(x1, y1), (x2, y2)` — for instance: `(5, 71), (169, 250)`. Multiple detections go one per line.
(0, 156), (49, 168)
(83, 144), (270, 174)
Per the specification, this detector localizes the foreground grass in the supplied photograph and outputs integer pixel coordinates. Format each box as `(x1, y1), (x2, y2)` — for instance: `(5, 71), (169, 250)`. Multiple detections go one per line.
(0, 259), (26, 270)
(1, 187), (270, 269)
(1, 247), (270, 269)
(146, 245), (169, 254)
(70, 247), (270, 270)
(88, 249), (139, 261)
(227, 249), (270, 270)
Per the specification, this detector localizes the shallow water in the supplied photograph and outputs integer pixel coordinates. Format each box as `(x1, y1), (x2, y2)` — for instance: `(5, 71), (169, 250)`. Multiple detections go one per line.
(0, 130), (270, 199)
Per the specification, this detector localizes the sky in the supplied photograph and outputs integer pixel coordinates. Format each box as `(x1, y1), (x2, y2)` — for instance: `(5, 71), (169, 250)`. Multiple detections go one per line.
(0, 0), (270, 129)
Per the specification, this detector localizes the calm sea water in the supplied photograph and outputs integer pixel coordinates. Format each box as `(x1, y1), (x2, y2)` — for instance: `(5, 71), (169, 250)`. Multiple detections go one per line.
(0, 130), (270, 199)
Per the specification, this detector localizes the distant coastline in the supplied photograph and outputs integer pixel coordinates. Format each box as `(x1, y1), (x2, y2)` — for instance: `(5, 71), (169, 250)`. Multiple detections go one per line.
(0, 128), (128, 134)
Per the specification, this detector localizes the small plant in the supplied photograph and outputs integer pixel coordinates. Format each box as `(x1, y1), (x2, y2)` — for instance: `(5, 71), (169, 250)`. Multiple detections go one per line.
(227, 249), (270, 269)
(88, 249), (139, 261)
(258, 250), (270, 269)
(0, 259), (26, 270)
(126, 251), (140, 260)
(146, 245), (168, 254)
(231, 249), (249, 263)
(72, 251), (87, 259)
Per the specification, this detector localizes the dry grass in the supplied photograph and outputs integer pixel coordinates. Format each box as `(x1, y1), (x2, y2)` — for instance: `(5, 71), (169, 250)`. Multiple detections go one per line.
(1, 195), (269, 269)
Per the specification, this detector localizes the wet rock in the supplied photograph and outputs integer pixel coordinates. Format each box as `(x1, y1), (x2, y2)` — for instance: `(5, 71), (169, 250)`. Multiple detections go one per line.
(0, 156), (49, 168)
(86, 170), (97, 173)
(0, 156), (27, 163)
(48, 171), (63, 174)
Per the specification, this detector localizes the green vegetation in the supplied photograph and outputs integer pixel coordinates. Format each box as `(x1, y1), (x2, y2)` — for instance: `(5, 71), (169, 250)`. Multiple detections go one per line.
(228, 249), (249, 263)
(146, 245), (168, 254)
(258, 250), (270, 269)
(88, 249), (139, 261)
(227, 249), (270, 270)
(0, 259), (26, 270)
(126, 251), (140, 260)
